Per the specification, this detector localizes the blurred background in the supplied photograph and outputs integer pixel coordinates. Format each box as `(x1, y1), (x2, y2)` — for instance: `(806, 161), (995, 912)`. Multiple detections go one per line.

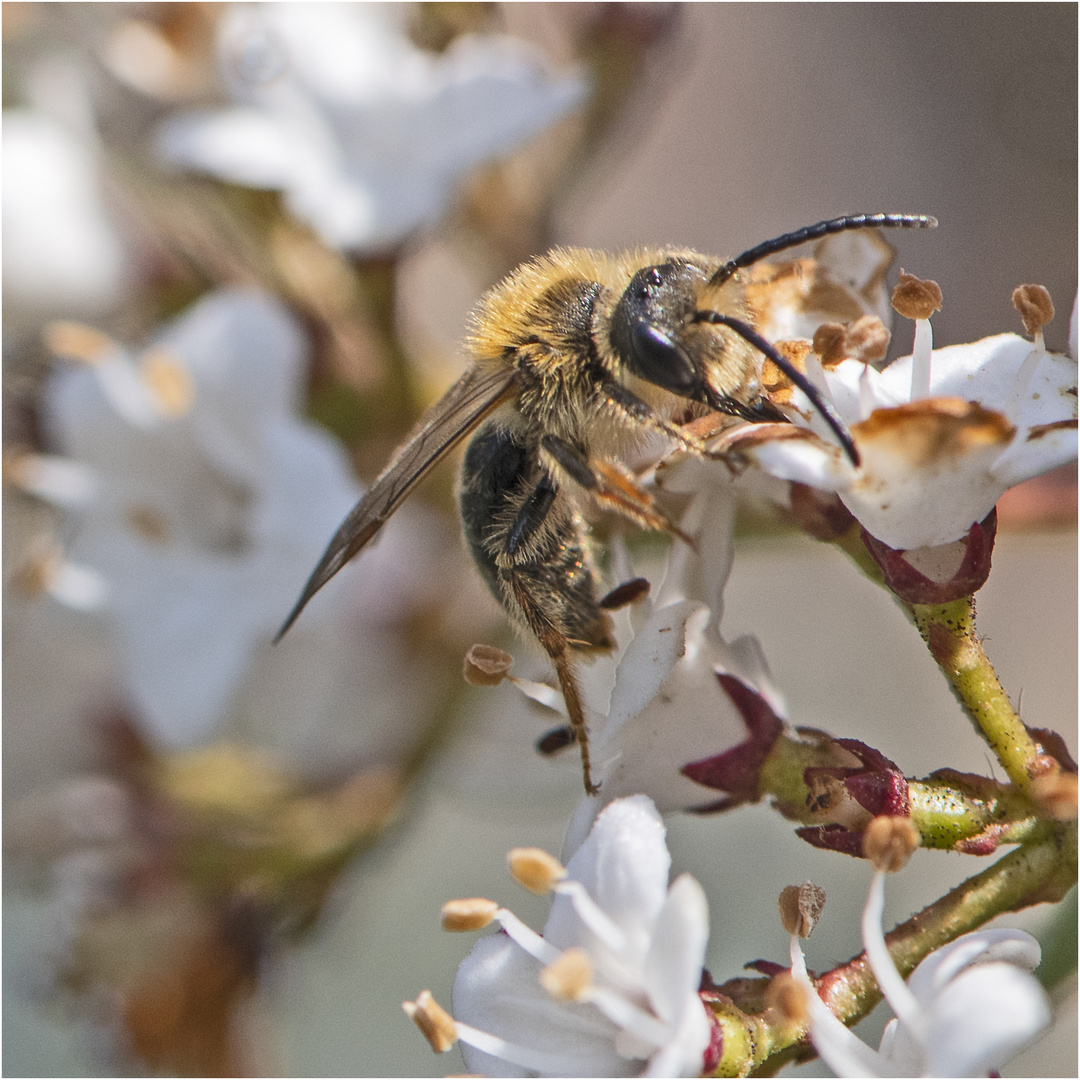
(3, 3), (1076, 1076)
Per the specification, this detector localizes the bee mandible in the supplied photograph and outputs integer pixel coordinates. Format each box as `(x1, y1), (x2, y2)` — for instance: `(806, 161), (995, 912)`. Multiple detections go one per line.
(276, 213), (937, 794)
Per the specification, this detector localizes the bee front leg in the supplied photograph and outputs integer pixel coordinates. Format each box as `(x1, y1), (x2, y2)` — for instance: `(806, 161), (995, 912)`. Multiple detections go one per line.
(539, 433), (692, 543)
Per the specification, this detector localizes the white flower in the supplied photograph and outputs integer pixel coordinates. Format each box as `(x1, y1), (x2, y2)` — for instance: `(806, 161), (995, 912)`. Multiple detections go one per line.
(2, 110), (128, 315)
(156, 3), (586, 254)
(791, 871), (1051, 1077)
(34, 288), (362, 745)
(741, 298), (1078, 550)
(445, 796), (714, 1077)
(561, 471), (788, 852)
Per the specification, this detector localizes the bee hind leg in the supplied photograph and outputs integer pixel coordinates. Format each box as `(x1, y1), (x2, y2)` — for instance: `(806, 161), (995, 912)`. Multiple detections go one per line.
(506, 567), (601, 796)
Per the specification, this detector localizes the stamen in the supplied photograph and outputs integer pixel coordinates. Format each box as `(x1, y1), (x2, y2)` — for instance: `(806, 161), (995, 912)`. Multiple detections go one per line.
(539, 947), (593, 1001)
(43, 321), (117, 364)
(891, 271), (941, 401)
(4, 452), (97, 508)
(441, 898), (500, 932)
(789, 935), (887, 1076)
(861, 871), (925, 1040)
(13, 538), (107, 610)
(509, 847), (565, 894)
(552, 880), (627, 953)
(778, 881), (826, 938)
(764, 971), (808, 1025)
(492, 908), (561, 965)
(583, 983), (673, 1049)
(140, 347), (195, 418)
(463, 644), (513, 686)
(1012, 284), (1054, 345)
(402, 990), (458, 1053)
(858, 363), (876, 421)
(909, 319), (934, 400)
(863, 815), (918, 872)
(453, 1019), (615, 1074)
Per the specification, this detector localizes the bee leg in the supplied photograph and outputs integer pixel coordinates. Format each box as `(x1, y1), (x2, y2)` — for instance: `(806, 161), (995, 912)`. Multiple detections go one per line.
(539, 434), (692, 544)
(597, 380), (710, 458)
(506, 567), (599, 796)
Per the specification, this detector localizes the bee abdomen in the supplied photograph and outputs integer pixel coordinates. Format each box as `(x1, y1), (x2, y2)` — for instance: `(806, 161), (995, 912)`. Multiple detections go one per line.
(459, 421), (613, 653)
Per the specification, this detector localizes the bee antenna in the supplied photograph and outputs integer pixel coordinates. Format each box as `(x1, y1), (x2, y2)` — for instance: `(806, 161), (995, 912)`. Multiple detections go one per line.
(708, 213), (937, 289)
(694, 311), (859, 466)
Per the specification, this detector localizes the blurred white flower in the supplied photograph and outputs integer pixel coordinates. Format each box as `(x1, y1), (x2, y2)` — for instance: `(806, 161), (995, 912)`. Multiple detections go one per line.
(791, 871), (1051, 1077)
(33, 287), (362, 745)
(2, 110), (128, 315)
(439, 795), (715, 1077)
(739, 292), (1078, 551)
(156, 2), (587, 254)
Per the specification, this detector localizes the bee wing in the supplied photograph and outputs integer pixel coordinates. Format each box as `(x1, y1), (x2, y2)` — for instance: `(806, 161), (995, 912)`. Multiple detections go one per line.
(275, 364), (518, 640)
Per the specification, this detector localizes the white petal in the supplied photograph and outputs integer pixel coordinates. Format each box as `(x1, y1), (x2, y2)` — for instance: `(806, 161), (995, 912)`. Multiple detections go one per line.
(749, 436), (854, 491)
(453, 934), (635, 1078)
(642, 874), (709, 1026)
(546, 797), (670, 968)
(156, 108), (297, 188)
(905, 929), (1042, 1003)
(2, 110), (127, 313)
(921, 963), (1051, 1076)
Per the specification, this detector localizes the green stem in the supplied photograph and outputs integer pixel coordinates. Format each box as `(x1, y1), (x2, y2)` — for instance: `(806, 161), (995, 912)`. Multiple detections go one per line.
(909, 598), (1043, 793)
(716, 822), (1078, 1076)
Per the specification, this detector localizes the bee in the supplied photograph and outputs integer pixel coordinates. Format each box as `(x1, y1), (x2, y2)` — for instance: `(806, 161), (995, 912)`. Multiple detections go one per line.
(277, 213), (936, 794)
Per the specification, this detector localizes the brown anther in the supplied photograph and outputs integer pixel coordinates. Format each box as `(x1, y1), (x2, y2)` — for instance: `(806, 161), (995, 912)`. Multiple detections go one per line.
(126, 505), (170, 543)
(761, 339), (811, 399)
(812, 316), (890, 367)
(863, 815), (918, 872)
(1012, 284), (1055, 338)
(842, 315), (891, 364)
(778, 881), (826, 938)
(891, 271), (943, 321)
(463, 644), (514, 687)
(141, 348), (195, 417)
(508, 847), (565, 894)
(1031, 771), (1078, 821)
(539, 947), (593, 1001)
(440, 898), (500, 933)
(43, 321), (116, 363)
(12, 537), (62, 596)
(402, 990), (458, 1054)
(812, 323), (847, 366)
(763, 971), (809, 1026)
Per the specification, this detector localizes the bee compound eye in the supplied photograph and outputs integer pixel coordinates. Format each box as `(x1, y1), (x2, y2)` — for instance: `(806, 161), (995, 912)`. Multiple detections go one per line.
(626, 321), (700, 395)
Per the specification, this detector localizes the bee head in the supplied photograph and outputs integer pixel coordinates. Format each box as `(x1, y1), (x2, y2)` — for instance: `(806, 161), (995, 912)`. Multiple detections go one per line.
(609, 260), (710, 399)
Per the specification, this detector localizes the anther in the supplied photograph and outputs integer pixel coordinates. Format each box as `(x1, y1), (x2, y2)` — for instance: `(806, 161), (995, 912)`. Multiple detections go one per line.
(862, 815), (919, 872)
(402, 990), (458, 1053)
(778, 881), (826, 938)
(539, 947), (593, 1002)
(463, 643), (514, 686)
(140, 348), (195, 417)
(891, 271), (942, 321)
(43, 321), (116, 363)
(441, 898), (500, 932)
(508, 847), (566, 893)
(1011, 284), (1055, 339)
(764, 970), (809, 1026)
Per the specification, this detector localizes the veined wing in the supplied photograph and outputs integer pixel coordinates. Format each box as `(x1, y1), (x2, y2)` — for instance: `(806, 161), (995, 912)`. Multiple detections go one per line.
(275, 364), (519, 641)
